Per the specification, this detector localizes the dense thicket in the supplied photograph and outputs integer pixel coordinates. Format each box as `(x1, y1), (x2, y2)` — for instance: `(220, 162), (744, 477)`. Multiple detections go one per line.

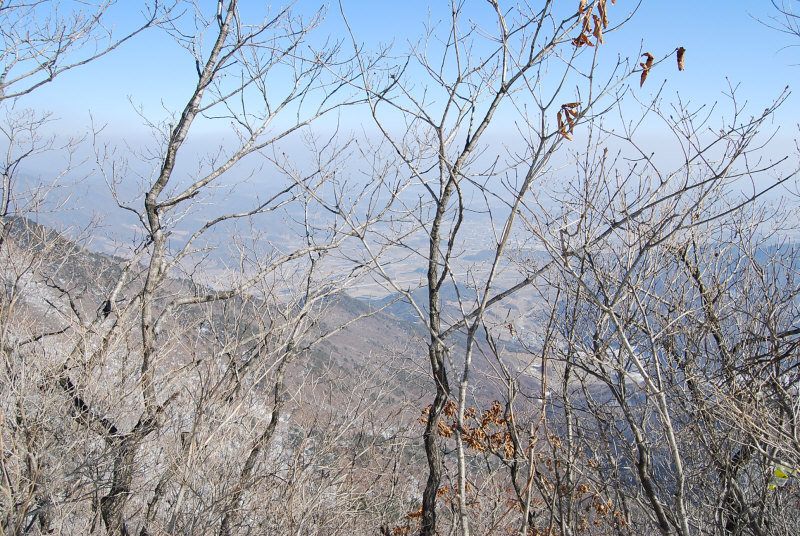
(1, 2), (798, 535)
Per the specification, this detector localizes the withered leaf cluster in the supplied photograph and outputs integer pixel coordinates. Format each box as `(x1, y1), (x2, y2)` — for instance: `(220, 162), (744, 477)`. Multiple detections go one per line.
(419, 401), (515, 458)
(574, 0), (615, 47)
(557, 102), (581, 141)
(639, 47), (686, 87)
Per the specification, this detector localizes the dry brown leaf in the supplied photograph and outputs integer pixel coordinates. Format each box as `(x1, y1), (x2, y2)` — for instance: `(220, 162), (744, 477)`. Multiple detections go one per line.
(598, 0), (608, 28)
(639, 52), (654, 87)
(559, 103), (580, 136)
(593, 14), (604, 44)
(582, 12), (592, 34)
(572, 33), (594, 47)
(579, 0), (588, 15)
(677, 47), (686, 71)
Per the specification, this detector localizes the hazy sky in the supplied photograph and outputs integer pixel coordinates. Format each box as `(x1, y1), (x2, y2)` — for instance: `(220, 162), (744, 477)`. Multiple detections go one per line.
(13, 1), (800, 181)
(20, 2), (798, 123)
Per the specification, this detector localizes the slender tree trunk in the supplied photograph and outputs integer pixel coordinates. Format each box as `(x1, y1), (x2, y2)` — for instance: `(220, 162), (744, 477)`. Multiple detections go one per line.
(421, 341), (449, 536)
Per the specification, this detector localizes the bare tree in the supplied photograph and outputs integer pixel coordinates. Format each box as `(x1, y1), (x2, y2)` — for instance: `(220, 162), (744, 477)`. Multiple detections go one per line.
(0, 1), (168, 237)
(338, 1), (800, 534)
(79, 2), (409, 533)
(0, 1), (165, 101)
(342, 1), (653, 534)
(1, 1), (409, 535)
(506, 81), (799, 535)
(0, 2), (171, 534)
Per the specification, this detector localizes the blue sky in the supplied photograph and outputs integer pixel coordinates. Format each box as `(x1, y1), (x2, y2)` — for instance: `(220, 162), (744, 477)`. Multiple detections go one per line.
(14, 1), (800, 177)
